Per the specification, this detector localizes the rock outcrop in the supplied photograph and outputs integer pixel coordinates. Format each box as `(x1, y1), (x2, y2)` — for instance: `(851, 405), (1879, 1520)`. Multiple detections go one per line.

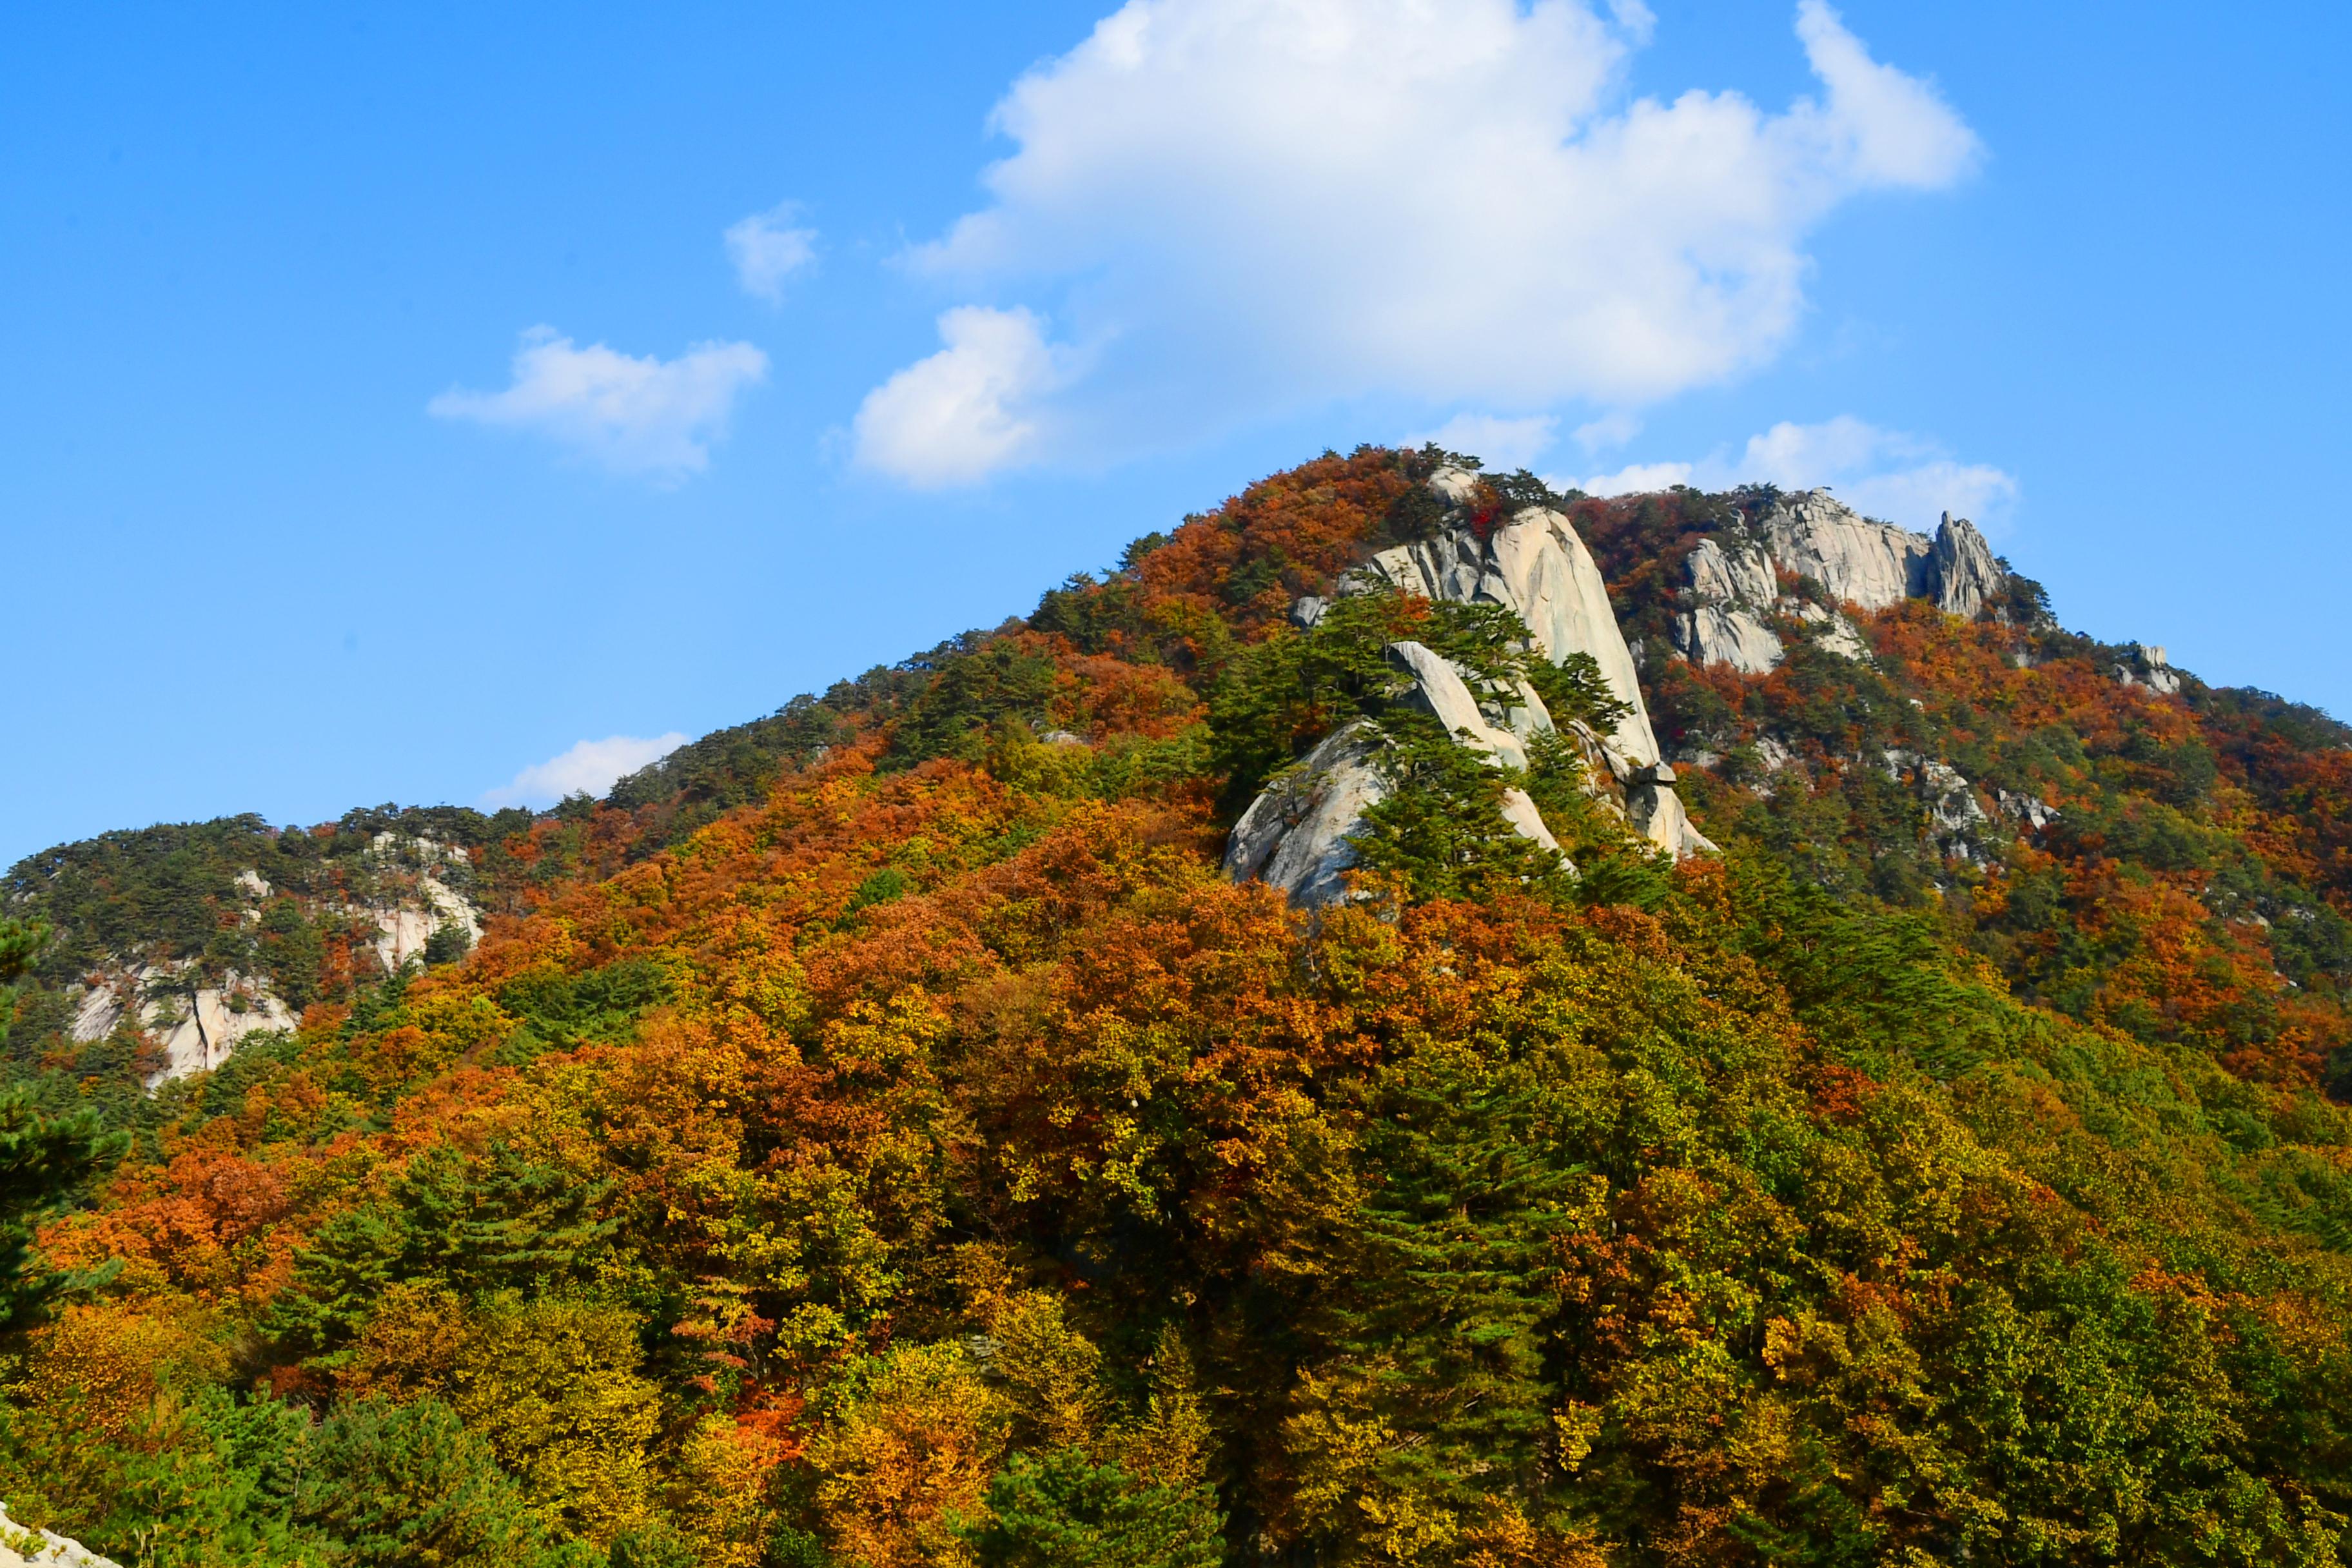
(1883, 749), (1994, 862)
(1670, 494), (2010, 675)
(1328, 477), (1714, 860)
(1672, 538), (1784, 674)
(2116, 643), (2182, 696)
(1227, 469), (1725, 905)
(1340, 504), (1661, 765)
(1995, 788), (2060, 832)
(1222, 641), (1575, 908)
(1926, 513), (2003, 619)
(362, 833), (484, 972)
(58, 833), (485, 1087)
(1764, 492), (1934, 612)
(1222, 720), (1389, 909)
(69, 963), (299, 1083)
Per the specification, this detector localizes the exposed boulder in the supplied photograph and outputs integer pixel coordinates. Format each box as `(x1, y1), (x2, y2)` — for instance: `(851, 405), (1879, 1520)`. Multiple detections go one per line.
(1790, 602), (1874, 662)
(1623, 763), (1718, 859)
(1884, 749), (1992, 861)
(1222, 720), (1389, 908)
(1995, 788), (2060, 832)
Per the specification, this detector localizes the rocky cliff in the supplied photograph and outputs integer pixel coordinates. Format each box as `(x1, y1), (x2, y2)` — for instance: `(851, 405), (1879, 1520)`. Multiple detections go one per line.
(11, 820), (494, 1088)
(1225, 469), (1715, 907)
(1673, 489), (2005, 674)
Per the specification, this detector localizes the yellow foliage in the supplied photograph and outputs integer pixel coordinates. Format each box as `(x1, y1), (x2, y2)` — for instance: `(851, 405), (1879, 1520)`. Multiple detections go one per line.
(805, 1340), (1009, 1568)
(444, 1292), (662, 1547)
(1105, 1325), (1213, 1491)
(985, 1289), (1104, 1449)
(665, 1412), (790, 1568)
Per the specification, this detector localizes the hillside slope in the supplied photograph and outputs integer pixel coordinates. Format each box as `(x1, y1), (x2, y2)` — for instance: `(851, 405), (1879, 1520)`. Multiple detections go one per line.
(8, 446), (2352, 1567)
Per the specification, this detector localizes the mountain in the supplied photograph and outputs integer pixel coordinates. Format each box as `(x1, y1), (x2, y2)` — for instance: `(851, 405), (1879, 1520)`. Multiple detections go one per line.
(8, 446), (2352, 1567)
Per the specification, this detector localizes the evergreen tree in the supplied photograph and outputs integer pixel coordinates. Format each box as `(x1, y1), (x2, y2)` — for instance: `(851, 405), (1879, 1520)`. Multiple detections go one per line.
(961, 1447), (1223, 1568)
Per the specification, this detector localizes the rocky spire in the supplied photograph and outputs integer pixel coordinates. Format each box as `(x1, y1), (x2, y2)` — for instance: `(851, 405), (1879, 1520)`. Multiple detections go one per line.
(1925, 512), (2003, 620)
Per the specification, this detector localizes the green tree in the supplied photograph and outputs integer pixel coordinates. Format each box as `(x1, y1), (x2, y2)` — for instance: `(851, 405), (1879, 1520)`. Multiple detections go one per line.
(960, 1448), (1223, 1568)
(297, 1395), (587, 1568)
(0, 919), (127, 1330)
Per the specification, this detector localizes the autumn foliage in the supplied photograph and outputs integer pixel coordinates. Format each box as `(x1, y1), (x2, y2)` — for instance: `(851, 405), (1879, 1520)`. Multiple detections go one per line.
(10, 449), (2352, 1565)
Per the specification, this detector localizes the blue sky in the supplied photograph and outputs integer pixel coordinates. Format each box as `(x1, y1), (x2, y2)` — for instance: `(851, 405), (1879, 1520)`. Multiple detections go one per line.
(4, 0), (2347, 867)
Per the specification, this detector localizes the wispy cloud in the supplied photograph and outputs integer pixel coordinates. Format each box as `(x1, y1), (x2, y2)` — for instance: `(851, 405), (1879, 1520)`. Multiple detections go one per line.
(1405, 413), (1560, 471)
(725, 202), (818, 302)
(1573, 415), (2018, 533)
(430, 328), (768, 480)
(857, 0), (1977, 484)
(482, 733), (690, 808)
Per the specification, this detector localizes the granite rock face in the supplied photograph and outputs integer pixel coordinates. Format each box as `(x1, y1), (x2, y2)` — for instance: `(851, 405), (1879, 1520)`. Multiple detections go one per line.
(1672, 538), (1785, 674)
(1222, 719), (1391, 909)
(1669, 493), (2012, 676)
(1227, 469), (1726, 904)
(1884, 749), (1993, 862)
(1763, 491), (1935, 612)
(1222, 641), (1574, 908)
(62, 834), (486, 1088)
(1340, 499), (1660, 765)
(1926, 513), (2004, 619)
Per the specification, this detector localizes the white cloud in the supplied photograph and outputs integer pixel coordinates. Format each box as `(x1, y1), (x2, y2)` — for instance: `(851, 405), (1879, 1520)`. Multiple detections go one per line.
(867, 0), (1977, 483)
(852, 306), (1075, 487)
(1571, 415), (2017, 534)
(482, 733), (691, 808)
(1580, 458), (1694, 496)
(726, 203), (818, 302)
(1573, 411), (1643, 454)
(430, 328), (768, 479)
(1406, 413), (1558, 471)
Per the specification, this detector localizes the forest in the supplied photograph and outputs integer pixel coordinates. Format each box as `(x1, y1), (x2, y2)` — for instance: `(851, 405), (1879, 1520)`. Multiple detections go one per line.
(8, 445), (2352, 1566)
